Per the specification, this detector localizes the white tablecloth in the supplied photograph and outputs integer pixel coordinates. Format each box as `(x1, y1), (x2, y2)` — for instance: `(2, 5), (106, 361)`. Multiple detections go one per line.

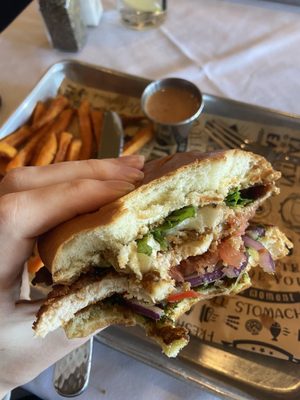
(1, 1), (300, 399)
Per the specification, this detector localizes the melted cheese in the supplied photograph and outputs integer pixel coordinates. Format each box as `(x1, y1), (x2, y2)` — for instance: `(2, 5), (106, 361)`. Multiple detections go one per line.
(118, 233), (213, 280)
(166, 205), (228, 235)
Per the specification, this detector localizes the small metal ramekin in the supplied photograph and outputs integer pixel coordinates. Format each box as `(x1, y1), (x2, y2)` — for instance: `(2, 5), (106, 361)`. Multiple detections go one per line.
(141, 77), (204, 151)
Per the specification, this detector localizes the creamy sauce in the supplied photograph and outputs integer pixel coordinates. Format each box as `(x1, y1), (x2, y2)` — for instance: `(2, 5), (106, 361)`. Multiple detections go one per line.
(145, 87), (200, 124)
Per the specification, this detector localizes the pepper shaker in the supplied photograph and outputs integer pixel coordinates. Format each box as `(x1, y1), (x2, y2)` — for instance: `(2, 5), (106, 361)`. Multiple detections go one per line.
(39, 0), (87, 52)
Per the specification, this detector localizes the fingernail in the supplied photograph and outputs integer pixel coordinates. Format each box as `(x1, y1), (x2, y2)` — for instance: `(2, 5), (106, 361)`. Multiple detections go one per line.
(124, 169), (144, 182)
(119, 155), (145, 166)
(109, 181), (135, 192)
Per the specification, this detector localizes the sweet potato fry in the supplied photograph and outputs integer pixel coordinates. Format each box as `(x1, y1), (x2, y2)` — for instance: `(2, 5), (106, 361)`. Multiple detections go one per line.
(27, 255), (44, 274)
(6, 147), (31, 171)
(78, 99), (93, 160)
(34, 132), (58, 166)
(29, 120), (57, 164)
(54, 131), (73, 163)
(120, 114), (147, 128)
(0, 142), (17, 159)
(31, 95), (69, 131)
(5, 99), (71, 172)
(122, 123), (154, 156)
(90, 109), (104, 148)
(32, 101), (47, 125)
(51, 108), (74, 137)
(66, 138), (82, 161)
(5, 126), (49, 171)
(30, 109), (73, 165)
(1, 125), (33, 148)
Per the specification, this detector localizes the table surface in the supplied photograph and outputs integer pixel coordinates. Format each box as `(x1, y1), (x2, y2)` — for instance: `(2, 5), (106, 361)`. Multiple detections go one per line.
(1, 1), (300, 399)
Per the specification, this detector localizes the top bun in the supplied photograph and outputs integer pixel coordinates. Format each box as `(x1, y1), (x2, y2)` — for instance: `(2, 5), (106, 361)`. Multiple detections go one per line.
(38, 150), (280, 284)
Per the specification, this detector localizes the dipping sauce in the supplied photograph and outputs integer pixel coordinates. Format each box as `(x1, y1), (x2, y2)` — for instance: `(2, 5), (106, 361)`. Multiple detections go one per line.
(145, 86), (201, 124)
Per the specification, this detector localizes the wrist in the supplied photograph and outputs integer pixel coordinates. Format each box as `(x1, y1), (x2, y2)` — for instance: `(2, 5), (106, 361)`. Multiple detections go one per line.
(0, 383), (13, 400)
(0, 375), (14, 398)
(0, 391), (11, 400)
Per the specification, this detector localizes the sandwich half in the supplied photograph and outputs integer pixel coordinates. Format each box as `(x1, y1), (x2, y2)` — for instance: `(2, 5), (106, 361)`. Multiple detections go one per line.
(33, 150), (292, 356)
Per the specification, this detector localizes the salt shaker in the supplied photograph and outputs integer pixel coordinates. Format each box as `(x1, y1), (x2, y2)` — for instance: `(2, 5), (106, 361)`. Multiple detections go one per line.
(39, 0), (87, 52)
(80, 0), (103, 27)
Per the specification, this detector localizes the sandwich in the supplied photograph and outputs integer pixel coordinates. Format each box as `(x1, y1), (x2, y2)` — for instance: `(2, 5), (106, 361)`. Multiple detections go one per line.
(33, 150), (292, 357)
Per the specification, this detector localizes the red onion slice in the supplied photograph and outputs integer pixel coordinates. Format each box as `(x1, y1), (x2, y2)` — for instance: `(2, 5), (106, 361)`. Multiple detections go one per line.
(242, 235), (275, 273)
(245, 225), (266, 240)
(221, 267), (239, 278)
(222, 254), (249, 278)
(123, 299), (164, 320)
(185, 268), (224, 287)
(185, 255), (248, 287)
(242, 235), (265, 251)
(258, 248), (275, 273)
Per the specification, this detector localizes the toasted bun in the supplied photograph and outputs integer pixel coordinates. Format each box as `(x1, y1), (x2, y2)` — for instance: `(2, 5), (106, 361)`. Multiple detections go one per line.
(33, 272), (249, 339)
(33, 272), (127, 337)
(64, 302), (189, 358)
(39, 150), (280, 284)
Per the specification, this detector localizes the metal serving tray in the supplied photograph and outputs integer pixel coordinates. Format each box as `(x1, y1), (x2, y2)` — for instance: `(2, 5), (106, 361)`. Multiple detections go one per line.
(259, 0), (300, 5)
(1, 60), (299, 400)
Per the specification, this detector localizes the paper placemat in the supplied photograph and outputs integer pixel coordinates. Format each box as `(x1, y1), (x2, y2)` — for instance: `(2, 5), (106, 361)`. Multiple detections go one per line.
(60, 78), (300, 363)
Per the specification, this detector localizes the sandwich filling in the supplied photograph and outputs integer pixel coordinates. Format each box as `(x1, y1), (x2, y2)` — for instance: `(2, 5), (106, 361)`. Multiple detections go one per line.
(33, 183), (292, 340)
(100, 184), (288, 318)
(95, 184), (275, 300)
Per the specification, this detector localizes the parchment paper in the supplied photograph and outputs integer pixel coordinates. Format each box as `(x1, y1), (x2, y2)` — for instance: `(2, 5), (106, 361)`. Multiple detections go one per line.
(59, 78), (300, 363)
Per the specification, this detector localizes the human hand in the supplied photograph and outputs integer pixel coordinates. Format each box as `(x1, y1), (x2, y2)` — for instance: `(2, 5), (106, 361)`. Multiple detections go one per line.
(0, 156), (144, 397)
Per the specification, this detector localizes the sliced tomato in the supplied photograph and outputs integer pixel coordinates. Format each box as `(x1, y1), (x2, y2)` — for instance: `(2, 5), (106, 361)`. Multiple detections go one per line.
(167, 290), (200, 303)
(218, 238), (246, 268)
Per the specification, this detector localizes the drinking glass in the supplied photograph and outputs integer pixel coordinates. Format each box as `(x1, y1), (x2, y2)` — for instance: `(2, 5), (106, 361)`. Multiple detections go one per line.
(117, 0), (167, 30)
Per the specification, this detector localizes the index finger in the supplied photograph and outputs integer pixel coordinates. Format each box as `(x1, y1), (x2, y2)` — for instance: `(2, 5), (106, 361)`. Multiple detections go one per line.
(1, 179), (135, 239)
(0, 156), (145, 195)
(0, 179), (135, 288)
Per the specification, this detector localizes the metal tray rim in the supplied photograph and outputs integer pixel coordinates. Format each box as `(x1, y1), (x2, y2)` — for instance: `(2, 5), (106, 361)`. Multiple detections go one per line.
(2, 58), (300, 136)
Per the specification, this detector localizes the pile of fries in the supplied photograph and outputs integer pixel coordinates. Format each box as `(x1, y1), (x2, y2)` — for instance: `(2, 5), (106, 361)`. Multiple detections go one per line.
(0, 94), (155, 177)
(0, 94), (155, 275)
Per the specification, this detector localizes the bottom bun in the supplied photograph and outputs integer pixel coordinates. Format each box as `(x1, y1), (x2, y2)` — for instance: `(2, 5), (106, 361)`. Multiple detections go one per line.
(64, 302), (189, 358)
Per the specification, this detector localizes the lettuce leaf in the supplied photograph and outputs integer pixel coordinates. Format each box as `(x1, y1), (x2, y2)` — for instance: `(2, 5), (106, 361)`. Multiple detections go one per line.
(225, 188), (253, 207)
(136, 235), (153, 256)
(156, 206), (196, 232)
(137, 206), (196, 254)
